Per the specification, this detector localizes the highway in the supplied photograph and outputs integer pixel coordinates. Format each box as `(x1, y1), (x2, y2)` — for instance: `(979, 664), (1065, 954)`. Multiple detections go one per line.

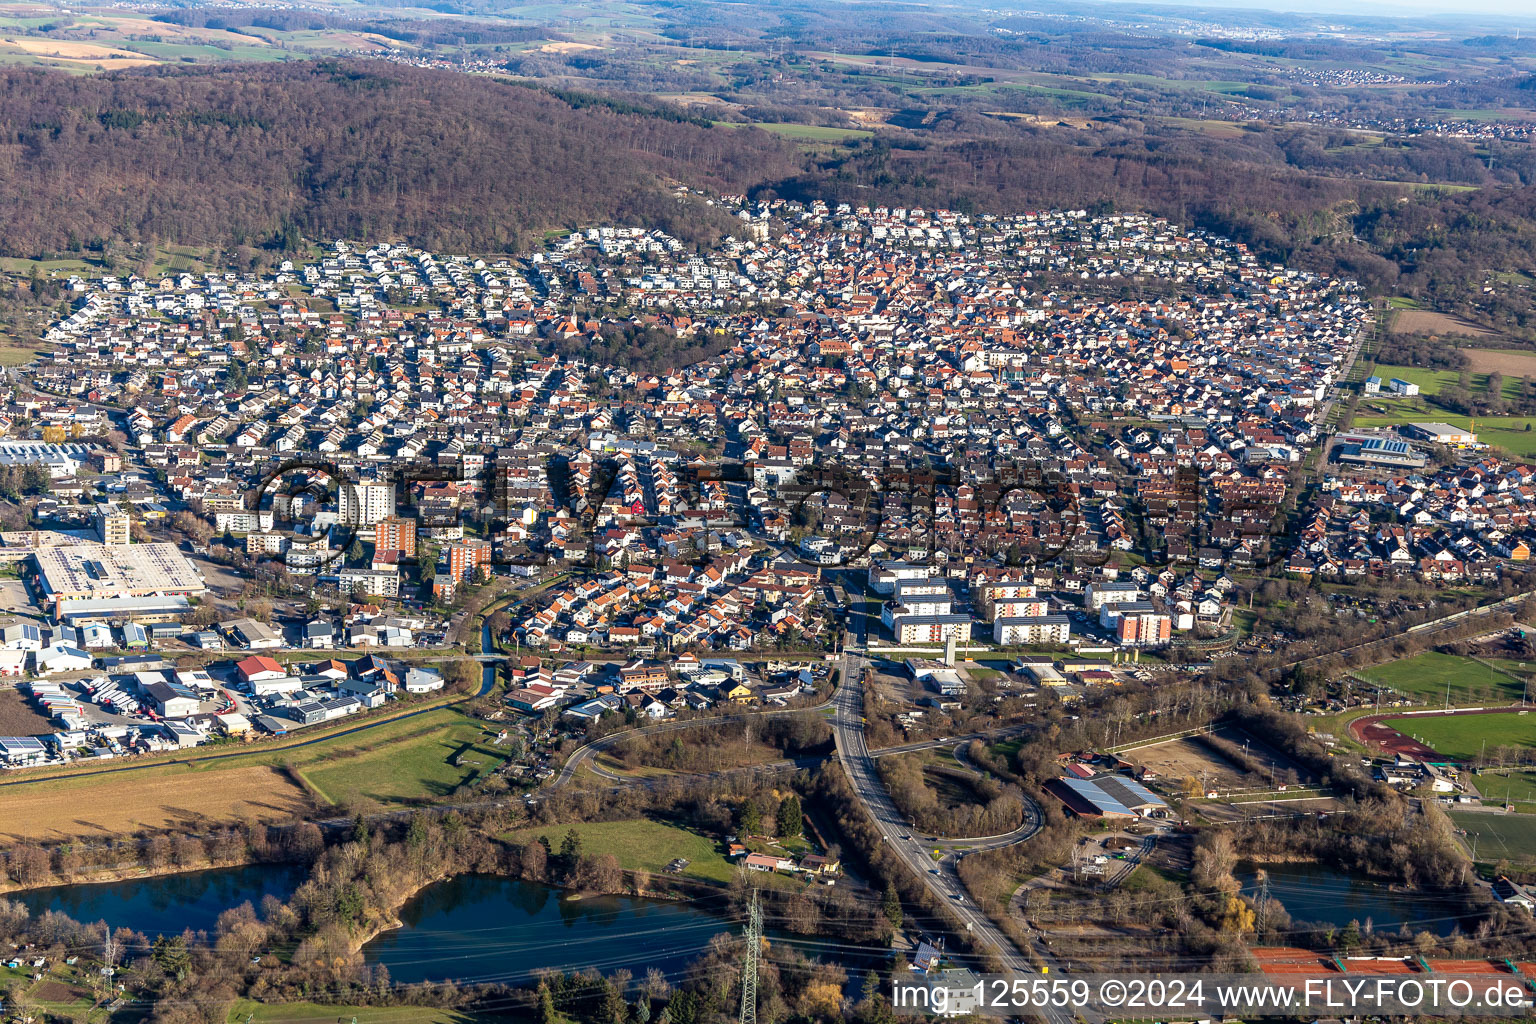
(832, 648), (1075, 1024)
(823, 577), (1077, 1024)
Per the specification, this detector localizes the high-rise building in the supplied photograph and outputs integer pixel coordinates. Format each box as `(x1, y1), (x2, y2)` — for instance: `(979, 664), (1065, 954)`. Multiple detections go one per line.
(993, 615), (1071, 645)
(1117, 613), (1172, 646)
(374, 516), (417, 559)
(339, 482), (396, 527)
(93, 505), (131, 546)
(447, 538), (491, 585)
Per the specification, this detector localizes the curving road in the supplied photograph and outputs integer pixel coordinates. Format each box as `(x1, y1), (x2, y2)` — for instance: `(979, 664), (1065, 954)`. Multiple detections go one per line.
(823, 577), (1076, 1024)
(831, 651), (1072, 1024)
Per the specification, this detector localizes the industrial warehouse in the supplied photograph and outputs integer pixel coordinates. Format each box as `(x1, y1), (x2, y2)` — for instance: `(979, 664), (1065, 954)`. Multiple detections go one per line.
(30, 542), (207, 619)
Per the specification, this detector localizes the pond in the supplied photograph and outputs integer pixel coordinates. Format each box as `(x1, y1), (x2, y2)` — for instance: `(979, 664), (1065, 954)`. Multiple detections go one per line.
(362, 875), (881, 988)
(14, 862), (309, 937)
(1238, 863), (1475, 936)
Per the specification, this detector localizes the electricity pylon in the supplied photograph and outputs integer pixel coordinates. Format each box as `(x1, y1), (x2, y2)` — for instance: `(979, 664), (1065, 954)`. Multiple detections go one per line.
(739, 888), (762, 1024)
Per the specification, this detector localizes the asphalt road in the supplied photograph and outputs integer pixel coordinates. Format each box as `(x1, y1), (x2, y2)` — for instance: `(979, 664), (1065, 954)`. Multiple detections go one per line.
(831, 652), (1076, 1024)
(825, 575), (1079, 1024)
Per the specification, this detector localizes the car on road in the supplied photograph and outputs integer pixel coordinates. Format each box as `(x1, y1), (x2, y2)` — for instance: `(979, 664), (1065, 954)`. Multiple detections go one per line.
(930, 869), (940, 875)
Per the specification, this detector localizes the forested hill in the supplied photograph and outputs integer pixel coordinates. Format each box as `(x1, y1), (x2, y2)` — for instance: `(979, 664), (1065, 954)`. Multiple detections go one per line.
(3, 59), (1535, 337)
(0, 61), (799, 255)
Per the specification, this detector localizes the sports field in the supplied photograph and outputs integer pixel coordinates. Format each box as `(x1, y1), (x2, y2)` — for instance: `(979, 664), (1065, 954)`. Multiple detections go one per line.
(1382, 709), (1536, 762)
(1450, 809), (1536, 864)
(504, 817), (736, 883)
(1360, 651), (1524, 704)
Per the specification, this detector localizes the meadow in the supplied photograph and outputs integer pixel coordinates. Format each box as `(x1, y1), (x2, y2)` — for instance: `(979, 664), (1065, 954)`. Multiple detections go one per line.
(503, 817), (737, 883)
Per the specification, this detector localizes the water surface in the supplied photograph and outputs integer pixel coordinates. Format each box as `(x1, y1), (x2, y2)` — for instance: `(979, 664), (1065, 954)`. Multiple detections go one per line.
(1239, 863), (1473, 936)
(16, 862), (308, 936)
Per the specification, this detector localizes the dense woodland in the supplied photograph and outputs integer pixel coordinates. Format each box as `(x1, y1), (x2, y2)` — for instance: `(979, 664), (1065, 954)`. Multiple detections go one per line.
(0, 62), (794, 256)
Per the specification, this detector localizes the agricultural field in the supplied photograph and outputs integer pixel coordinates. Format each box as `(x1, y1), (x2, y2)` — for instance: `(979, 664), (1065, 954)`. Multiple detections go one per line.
(0, 688), (53, 735)
(0, 36), (157, 68)
(1382, 709), (1536, 763)
(504, 817), (737, 883)
(298, 708), (511, 806)
(1391, 309), (1502, 339)
(0, 4), (378, 68)
(1360, 651), (1526, 704)
(0, 699), (492, 838)
(747, 122), (873, 142)
(1463, 349), (1536, 378)
(0, 763), (309, 842)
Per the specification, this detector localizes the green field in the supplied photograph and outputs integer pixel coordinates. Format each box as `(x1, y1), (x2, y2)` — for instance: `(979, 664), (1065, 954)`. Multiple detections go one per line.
(1369, 363), (1463, 397)
(504, 817), (736, 883)
(1370, 363), (1523, 403)
(1361, 651), (1524, 704)
(229, 1000), (493, 1023)
(300, 708), (511, 805)
(1450, 809), (1536, 865)
(0, 345), (46, 366)
(1468, 770), (1536, 812)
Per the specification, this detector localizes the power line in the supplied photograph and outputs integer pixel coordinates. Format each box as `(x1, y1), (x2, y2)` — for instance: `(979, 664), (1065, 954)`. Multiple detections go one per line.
(739, 888), (762, 1024)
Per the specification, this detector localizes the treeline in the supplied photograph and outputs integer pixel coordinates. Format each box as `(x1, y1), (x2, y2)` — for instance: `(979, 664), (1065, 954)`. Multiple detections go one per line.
(4, 821), (319, 891)
(1387, 332), (1472, 371)
(610, 713), (831, 773)
(152, 9), (554, 46)
(0, 61), (798, 256)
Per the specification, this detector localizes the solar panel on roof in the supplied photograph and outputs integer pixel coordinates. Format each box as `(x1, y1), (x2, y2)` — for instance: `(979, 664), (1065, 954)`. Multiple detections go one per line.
(1056, 775), (1136, 817)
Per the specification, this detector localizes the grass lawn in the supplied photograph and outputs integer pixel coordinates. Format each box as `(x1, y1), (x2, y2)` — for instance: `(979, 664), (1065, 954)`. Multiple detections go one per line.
(0, 345), (46, 366)
(990, 738), (1023, 760)
(503, 817), (736, 883)
(300, 709), (510, 805)
(1360, 651), (1524, 704)
(1382, 710), (1536, 762)
(1449, 810), (1536, 865)
(229, 999), (492, 1023)
(1371, 363), (1523, 403)
(1369, 363), (1463, 397)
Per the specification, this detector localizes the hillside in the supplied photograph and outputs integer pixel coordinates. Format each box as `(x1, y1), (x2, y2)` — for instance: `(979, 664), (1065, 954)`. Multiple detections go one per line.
(0, 61), (800, 254)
